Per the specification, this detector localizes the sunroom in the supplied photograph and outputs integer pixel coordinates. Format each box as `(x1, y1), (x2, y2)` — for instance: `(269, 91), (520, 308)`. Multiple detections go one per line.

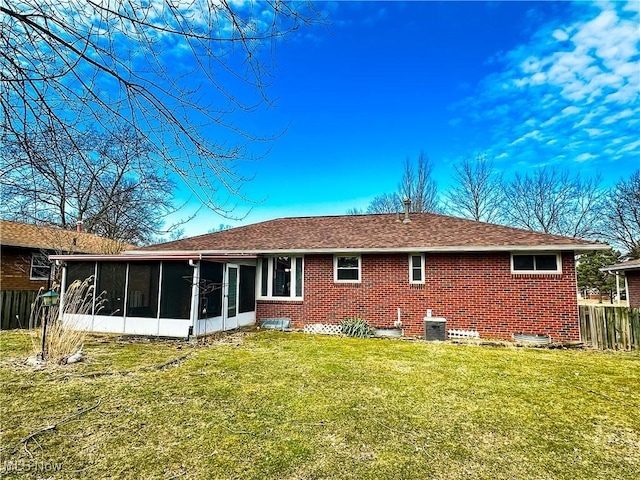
(49, 253), (258, 338)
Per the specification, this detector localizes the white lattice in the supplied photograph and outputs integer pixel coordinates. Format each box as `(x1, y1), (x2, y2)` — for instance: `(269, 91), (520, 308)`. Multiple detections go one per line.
(303, 323), (343, 335)
(448, 329), (480, 339)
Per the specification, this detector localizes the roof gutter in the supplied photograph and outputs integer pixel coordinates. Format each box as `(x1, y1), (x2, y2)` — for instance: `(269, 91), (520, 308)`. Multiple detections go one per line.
(49, 253), (258, 262)
(600, 264), (640, 273)
(126, 243), (609, 256)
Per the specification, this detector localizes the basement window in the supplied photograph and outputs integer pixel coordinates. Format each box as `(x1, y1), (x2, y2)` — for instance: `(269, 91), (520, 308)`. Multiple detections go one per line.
(511, 253), (561, 274)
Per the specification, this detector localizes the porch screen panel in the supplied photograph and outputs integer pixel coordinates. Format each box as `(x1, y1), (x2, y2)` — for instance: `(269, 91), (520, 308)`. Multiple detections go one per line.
(239, 265), (256, 313)
(96, 263), (127, 316)
(127, 263), (159, 318)
(65, 262), (96, 315)
(65, 262), (95, 289)
(199, 261), (223, 319)
(160, 262), (192, 319)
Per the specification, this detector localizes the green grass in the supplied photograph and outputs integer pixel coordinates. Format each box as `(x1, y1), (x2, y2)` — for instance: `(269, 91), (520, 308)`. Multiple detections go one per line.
(1, 330), (639, 479)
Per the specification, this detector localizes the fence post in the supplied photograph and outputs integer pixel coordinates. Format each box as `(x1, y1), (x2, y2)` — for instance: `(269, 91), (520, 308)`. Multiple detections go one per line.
(579, 305), (640, 350)
(0, 290), (39, 330)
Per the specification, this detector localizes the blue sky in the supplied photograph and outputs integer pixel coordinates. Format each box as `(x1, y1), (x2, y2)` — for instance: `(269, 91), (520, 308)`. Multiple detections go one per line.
(180, 1), (639, 236)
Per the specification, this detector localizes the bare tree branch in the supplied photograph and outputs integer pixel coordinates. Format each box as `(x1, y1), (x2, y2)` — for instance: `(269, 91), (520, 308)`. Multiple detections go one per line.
(502, 166), (604, 238)
(1, 1), (319, 219)
(445, 154), (503, 223)
(599, 170), (640, 256)
(365, 151), (439, 214)
(1, 126), (178, 244)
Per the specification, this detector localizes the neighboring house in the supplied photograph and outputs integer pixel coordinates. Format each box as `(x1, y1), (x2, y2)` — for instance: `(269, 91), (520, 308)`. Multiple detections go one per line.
(601, 258), (640, 308)
(51, 211), (606, 342)
(0, 219), (132, 328)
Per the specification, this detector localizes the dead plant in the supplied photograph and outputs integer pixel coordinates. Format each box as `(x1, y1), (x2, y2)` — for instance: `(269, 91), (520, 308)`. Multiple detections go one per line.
(30, 276), (104, 364)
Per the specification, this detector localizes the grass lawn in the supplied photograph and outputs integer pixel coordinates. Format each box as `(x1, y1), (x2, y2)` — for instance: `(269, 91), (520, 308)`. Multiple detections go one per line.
(1, 330), (639, 479)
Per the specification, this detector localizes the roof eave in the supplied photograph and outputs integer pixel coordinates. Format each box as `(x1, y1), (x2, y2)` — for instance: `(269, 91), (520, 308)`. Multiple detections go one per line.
(129, 244), (607, 256)
(601, 264), (640, 273)
(49, 253), (258, 262)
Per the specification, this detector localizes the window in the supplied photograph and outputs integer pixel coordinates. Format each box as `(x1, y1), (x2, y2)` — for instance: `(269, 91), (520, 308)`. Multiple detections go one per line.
(273, 256), (292, 296)
(258, 256), (303, 299)
(511, 253), (561, 274)
(409, 254), (425, 284)
(30, 254), (50, 280)
(334, 255), (361, 282)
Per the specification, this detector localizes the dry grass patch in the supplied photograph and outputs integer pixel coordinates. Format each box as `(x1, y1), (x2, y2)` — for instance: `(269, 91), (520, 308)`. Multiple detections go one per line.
(1, 330), (639, 479)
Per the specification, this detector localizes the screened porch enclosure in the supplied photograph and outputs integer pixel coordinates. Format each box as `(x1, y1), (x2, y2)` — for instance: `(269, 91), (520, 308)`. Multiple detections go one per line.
(59, 258), (257, 338)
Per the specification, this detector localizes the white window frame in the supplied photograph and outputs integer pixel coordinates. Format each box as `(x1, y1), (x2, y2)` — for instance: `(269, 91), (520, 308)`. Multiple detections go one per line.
(257, 256), (304, 300)
(511, 252), (562, 274)
(30, 253), (51, 280)
(409, 253), (425, 284)
(334, 255), (361, 283)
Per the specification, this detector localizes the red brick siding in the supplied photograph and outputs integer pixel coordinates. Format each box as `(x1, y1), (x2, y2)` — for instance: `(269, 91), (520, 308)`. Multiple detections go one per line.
(0, 247), (49, 291)
(626, 271), (640, 308)
(256, 252), (580, 342)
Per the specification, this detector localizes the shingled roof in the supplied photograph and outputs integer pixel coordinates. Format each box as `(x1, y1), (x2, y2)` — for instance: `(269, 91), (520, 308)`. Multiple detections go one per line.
(135, 213), (605, 254)
(601, 257), (640, 272)
(0, 219), (135, 254)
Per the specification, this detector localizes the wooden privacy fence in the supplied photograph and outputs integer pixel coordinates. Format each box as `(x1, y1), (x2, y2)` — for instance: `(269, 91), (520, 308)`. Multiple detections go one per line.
(0, 290), (39, 330)
(579, 305), (640, 350)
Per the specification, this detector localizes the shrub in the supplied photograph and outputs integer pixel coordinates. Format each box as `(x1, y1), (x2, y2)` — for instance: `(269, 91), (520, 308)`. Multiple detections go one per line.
(340, 318), (374, 338)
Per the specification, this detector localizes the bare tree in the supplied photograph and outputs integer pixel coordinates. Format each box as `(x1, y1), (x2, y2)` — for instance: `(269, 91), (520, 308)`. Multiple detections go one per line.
(399, 152), (439, 213)
(600, 170), (640, 257)
(366, 193), (401, 214)
(502, 166), (604, 238)
(365, 152), (439, 214)
(1, 1), (318, 218)
(346, 207), (364, 215)
(1, 126), (176, 245)
(445, 154), (503, 223)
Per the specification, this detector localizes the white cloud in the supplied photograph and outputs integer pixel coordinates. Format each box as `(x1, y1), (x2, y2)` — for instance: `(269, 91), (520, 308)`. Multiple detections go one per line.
(455, 1), (639, 172)
(575, 153), (596, 162)
(552, 29), (569, 41)
(619, 139), (640, 153)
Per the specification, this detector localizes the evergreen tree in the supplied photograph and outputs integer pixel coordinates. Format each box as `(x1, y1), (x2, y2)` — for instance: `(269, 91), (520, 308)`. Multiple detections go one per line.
(576, 249), (621, 303)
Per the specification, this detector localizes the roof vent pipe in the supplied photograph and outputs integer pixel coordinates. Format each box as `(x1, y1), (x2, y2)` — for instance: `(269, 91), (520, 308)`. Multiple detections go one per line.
(403, 198), (411, 223)
(76, 220), (83, 232)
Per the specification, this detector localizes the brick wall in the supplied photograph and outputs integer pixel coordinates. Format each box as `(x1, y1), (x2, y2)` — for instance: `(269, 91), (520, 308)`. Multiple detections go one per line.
(627, 271), (640, 308)
(256, 251), (580, 342)
(0, 247), (49, 291)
